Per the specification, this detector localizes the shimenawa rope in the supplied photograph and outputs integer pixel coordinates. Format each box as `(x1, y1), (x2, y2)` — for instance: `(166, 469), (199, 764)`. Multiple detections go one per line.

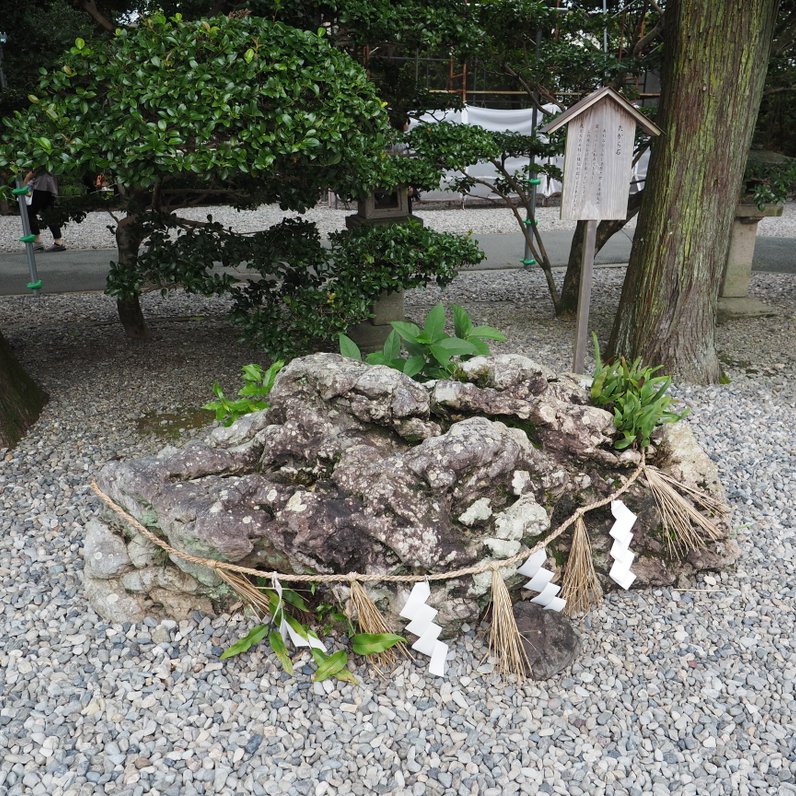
(89, 451), (646, 586)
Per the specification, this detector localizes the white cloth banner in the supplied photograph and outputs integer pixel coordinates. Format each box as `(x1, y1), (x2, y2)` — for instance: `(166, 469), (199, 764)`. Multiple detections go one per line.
(413, 103), (647, 203)
(412, 104), (563, 201)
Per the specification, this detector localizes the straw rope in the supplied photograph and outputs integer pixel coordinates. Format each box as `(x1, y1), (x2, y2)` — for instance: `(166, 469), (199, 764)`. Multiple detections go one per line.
(89, 451), (645, 585)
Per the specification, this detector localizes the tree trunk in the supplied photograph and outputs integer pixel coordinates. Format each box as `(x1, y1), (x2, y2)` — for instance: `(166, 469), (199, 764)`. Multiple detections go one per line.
(115, 213), (148, 339)
(608, 0), (778, 382)
(558, 192), (645, 317)
(0, 332), (48, 449)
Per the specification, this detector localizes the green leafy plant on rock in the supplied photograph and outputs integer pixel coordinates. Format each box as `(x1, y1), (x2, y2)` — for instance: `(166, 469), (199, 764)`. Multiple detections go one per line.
(591, 334), (688, 450)
(204, 361), (284, 427)
(340, 303), (506, 380)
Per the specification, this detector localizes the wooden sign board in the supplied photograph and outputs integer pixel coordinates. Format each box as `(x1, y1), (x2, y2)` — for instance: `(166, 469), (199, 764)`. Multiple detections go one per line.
(542, 87), (662, 222)
(541, 87), (662, 372)
(560, 102), (636, 220)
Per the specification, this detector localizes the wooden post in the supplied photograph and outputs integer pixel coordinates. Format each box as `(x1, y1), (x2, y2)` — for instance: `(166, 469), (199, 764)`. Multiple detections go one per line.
(541, 87), (662, 373)
(573, 220), (597, 372)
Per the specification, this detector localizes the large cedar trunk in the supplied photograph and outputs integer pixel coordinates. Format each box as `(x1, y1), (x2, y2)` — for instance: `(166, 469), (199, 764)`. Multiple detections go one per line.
(115, 214), (148, 340)
(608, 0), (778, 382)
(0, 332), (48, 449)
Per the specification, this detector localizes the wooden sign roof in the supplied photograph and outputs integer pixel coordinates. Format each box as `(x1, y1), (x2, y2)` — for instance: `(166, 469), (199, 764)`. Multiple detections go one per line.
(541, 86), (662, 137)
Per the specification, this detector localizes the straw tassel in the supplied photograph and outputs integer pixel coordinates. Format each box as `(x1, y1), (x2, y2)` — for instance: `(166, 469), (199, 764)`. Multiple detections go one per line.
(561, 517), (603, 616)
(644, 466), (726, 558)
(349, 580), (409, 666)
(216, 568), (272, 617)
(488, 568), (530, 679)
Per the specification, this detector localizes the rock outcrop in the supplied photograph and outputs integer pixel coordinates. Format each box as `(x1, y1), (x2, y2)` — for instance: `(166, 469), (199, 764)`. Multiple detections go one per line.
(87, 353), (739, 629)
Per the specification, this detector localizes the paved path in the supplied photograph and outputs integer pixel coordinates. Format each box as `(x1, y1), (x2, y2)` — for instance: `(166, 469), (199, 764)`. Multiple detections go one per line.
(0, 229), (791, 296)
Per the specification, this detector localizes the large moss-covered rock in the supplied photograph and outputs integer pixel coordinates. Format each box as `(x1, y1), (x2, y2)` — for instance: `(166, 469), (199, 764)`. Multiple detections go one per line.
(87, 353), (738, 628)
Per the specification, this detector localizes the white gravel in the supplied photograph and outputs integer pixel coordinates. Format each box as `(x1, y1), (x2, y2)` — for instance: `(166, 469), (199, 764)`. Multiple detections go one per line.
(0, 204), (794, 796)
(0, 202), (582, 252)
(3, 198), (792, 251)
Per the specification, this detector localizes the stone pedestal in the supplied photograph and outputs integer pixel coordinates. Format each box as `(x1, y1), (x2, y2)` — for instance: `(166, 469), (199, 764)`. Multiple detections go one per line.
(719, 203), (782, 316)
(344, 187), (417, 350)
(348, 290), (405, 352)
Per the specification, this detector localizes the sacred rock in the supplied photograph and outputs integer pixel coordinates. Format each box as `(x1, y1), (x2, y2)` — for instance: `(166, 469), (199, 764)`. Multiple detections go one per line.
(87, 353), (738, 631)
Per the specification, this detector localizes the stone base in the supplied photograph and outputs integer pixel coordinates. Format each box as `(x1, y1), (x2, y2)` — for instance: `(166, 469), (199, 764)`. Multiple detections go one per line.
(720, 203), (783, 299)
(347, 320), (394, 352)
(348, 290), (405, 353)
(718, 297), (780, 320)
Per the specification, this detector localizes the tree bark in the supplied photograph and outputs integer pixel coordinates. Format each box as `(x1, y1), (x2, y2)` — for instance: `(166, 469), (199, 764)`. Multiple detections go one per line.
(608, 0), (779, 382)
(558, 191), (645, 318)
(0, 332), (48, 449)
(115, 214), (148, 340)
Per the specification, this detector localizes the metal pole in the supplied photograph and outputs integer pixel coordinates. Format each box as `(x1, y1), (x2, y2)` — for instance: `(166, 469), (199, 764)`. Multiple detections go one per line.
(573, 220), (597, 373)
(13, 177), (42, 293)
(524, 28), (543, 263)
(0, 32), (7, 91)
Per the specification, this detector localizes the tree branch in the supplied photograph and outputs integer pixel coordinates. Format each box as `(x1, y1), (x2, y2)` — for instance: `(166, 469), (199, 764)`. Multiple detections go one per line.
(763, 86), (796, 96)
(73, 0), (116, 33)
(503, 65), (558, 111)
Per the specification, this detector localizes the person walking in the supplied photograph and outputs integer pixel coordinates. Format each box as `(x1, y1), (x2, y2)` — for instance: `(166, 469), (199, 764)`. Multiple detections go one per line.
(24, 168), (66, 252)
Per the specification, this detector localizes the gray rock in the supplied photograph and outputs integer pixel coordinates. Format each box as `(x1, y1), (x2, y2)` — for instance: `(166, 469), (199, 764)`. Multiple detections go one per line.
(83, 576), (148, 623)
(90, 353), (736, 629)
(513, 601), (580, 680)
(126, 534), (161, 569)
(83, 519), (132, 579)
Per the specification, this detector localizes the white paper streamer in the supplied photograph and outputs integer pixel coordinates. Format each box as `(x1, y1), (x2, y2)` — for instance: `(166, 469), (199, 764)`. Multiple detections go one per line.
(517, 548), (566, 612)
(272, 578), (327, 652)
(399, 581), (449, 677)
(608, 500), (637, 590)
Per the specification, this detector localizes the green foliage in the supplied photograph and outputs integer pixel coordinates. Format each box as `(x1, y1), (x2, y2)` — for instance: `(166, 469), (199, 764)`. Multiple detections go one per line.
(268, 630), (294, 675)
(0, 0), (91, 119)
(340, 303), (506, 380)
(204, 361), (284, 426)
(591, 334), (688, 450)
(134, 215), (483, 359)
(743, 151), (796, 207)
(313, 598), (355, 637)
(219, 581), (404, 685)
(394, 122), (563, 199)
(311, 649), (358, 684)
(753, 7), (796, 158)
(350, 633), (406, 656)
(219, 624), (268, 659)
(330, 220), (483, 290)
(469, 0), (648, 99)
(0, 14), (389, 209)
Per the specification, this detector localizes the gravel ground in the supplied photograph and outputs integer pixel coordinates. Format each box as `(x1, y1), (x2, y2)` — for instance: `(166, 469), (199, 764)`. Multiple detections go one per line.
(0, 205), (795, 796)
(3, 198), (793, 251)
(0, 202), (580, 252)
